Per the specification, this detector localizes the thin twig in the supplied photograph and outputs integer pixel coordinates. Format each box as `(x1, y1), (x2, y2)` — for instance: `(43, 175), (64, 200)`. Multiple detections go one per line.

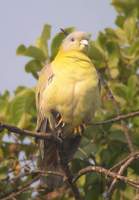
(110, 152), (139, 172)
(121, 124), (134, 152)
(0, 175), (40, 200)
(106, 153), (139, 199)
(0, 169), (64, 184)
(90, 110), (139, 126)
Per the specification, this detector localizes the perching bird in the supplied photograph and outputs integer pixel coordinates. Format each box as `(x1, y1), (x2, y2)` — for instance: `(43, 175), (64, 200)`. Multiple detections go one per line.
(36, 30), (100, 189)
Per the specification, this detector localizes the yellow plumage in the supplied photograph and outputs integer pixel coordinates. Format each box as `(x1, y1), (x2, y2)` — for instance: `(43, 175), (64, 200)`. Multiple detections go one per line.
(36, 31), (100, 189)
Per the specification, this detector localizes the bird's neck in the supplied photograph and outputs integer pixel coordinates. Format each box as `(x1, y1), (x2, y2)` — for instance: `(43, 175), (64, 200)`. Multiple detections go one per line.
(54, 50), (92, 65)
(52, 50), (96, 80)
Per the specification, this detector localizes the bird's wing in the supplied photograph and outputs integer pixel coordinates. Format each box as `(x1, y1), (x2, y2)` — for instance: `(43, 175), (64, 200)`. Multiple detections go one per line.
(36, 63), (54, 131)
(36, 64), (64, 188)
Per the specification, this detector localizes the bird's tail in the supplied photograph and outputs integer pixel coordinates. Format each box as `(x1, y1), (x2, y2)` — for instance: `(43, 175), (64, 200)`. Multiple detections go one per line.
(37, 118), (81, 190)
(37, 119), (63, 190)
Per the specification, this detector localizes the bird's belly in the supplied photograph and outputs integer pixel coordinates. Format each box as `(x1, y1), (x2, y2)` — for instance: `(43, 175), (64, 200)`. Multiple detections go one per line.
(55, 78), (99, 126)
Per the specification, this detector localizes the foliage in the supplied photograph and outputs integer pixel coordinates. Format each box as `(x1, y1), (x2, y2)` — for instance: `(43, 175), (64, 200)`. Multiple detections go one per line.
(0, 0), (139, 199)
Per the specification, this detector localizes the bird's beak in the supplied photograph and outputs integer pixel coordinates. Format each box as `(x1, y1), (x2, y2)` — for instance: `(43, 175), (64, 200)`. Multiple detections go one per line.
(80, 39), (89, 47)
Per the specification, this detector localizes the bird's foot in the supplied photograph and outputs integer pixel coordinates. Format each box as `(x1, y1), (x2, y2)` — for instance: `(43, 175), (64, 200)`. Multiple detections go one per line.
(56, 117), (66, 128)
(73, 124), (86, 135)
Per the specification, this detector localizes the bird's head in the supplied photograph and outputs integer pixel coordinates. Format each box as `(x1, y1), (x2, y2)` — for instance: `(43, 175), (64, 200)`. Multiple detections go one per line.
(60, 31), (91, 53)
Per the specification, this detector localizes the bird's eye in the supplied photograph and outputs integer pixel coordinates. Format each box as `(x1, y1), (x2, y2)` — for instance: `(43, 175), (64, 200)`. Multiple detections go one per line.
(70, 37), (75, 42)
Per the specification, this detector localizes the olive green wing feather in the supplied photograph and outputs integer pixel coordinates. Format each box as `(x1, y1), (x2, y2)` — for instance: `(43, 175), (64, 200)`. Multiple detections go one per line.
(36, 64), (54, 131)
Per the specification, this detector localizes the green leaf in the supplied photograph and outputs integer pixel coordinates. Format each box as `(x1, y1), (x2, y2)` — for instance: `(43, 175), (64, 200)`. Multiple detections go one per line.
(132, 116), (139, 126)
(16, 45), (46, 61)
(0, 148), (4, 162)
(112, 0), (137, 16)
(128, 75), (137, 89)
(97, 32), (107, 49)
(0, 91), (10, 122)
(0, 91), (10, 111)
(115, 15), (126, 27)
(106, 41), (120, 55)
(124, 17), (137, 42)
(85, 174), (103, 200)
(17, 190), (32, 200)
(107, 42), (120, 68)
(126, 75), (138, 99)
(88, 41), (106, 68)
(109, 125), (126, 143)
(113, 83), (128, 100)
(105, 28), (122, 41)
(14, 86), (27, 95)
(36, 24), (51, 58)
(115, 28), (128, 45)
(106, 41), (120, 78)
(9, 88), (36, 128)
(129, 39), (139, 56)
(50, 27), (75, 59)
(25, 59), (43, 79)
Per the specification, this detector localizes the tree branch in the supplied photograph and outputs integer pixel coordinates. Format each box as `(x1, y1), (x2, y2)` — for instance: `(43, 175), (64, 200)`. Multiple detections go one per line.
(0, 122), (62, 144)
(74, 166), (139, 189)
(1, 152), (139, 200)
(0, 110), (139, 140)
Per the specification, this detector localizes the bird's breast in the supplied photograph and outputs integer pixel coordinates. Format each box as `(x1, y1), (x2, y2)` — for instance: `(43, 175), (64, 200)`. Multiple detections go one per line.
(54, 71), (99, 126)
(42, 57), (100, 128)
